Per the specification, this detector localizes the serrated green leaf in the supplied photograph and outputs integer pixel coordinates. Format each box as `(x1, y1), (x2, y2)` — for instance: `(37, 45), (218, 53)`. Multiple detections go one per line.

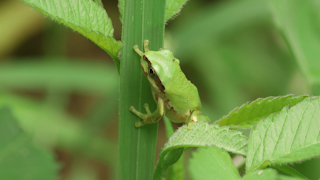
(153, 123), (248, 180)
(279, 175), (307, 180)
(270, 0), (320, 85)
(164, 117), (185, 180)
(0, 107), (58, 180)
(166, 151), (184, 180)
(119, 0), (188, 22)
(246, 97), (320, 173)
(242, 169), (304, 180)
(189, 146), (240, 180)
(21, 0), (122, 70)
(165, 0), (188, 21)
(93, 0), (103, 7)
(242, 169), (278, 180)
(216, 95), (308, 129)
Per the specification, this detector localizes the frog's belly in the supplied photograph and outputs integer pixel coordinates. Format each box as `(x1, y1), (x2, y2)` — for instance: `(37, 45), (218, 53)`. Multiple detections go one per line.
(165, 108), (190, 123)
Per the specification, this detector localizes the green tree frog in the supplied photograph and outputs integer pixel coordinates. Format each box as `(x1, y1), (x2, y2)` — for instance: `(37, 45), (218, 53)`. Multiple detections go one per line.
(130, 40), (209, 129)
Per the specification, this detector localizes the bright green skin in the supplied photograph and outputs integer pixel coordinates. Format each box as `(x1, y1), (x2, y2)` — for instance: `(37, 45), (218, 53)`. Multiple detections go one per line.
(130, 40), (208, 128)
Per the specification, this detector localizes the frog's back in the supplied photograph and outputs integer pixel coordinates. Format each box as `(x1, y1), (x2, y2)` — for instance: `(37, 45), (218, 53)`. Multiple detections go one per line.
(164, 68), (202, 113)
(145, 50), (202, 122)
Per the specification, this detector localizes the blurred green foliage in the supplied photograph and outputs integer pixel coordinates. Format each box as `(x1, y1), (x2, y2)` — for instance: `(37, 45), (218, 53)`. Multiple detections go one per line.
(0, 0), (319, 179)
(0, 107), (58, 180)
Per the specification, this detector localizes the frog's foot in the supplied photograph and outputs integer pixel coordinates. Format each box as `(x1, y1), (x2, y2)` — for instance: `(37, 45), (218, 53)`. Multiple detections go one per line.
(187, 118), (197, 129)
(135, 121), (144, 127)
(129, 103), (152, 127)
(130, 99), (164, 128)
(187, 110), (211, 129)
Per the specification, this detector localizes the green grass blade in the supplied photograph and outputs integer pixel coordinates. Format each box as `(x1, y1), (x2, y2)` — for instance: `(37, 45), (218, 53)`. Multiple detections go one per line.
(216, 95), (308, 129)
(270, 0), (320, 87)
(246, 97), (320, 173)
(21, 0), (122, 70)
(189, 147), (240, 180)
(119, 0), (165, 180)
(0, 107), (58, 180)
(153, 123), (248, 180)
(118, 0), (188, 22)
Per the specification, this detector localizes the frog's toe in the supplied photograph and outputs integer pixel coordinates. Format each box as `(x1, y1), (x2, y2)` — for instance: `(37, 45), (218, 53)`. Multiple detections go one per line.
(129, 106), (135, 111)
(135, 121), (144, 127)
(143, 103), (151, 114)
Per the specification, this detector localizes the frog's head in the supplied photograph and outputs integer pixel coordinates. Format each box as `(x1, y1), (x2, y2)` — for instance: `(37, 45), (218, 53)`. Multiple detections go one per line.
(133, 40), (180, 93)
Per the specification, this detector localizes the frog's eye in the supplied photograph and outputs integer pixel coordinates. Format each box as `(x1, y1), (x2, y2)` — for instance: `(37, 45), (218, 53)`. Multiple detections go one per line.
(149, 67), (158, 78)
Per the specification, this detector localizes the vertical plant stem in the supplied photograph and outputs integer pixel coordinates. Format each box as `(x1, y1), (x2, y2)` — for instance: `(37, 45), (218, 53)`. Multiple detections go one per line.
(119, 0), (166, 180)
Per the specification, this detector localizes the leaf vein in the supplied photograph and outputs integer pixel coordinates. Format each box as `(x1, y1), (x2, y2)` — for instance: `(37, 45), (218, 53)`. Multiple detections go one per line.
(289, 99), (310, 151)
(271, 108), (288, 157)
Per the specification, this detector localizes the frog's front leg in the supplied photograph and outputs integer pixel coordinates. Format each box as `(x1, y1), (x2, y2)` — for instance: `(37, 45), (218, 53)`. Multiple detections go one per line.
(129, 98), (164, 127)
